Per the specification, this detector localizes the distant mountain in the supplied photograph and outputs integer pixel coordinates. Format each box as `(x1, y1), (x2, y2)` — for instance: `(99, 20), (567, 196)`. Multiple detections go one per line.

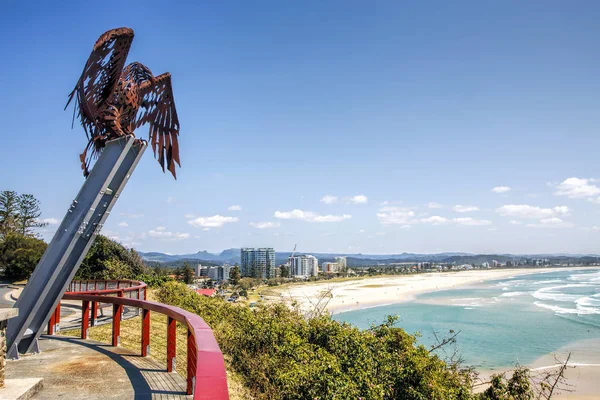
(138, 249), (600, 267)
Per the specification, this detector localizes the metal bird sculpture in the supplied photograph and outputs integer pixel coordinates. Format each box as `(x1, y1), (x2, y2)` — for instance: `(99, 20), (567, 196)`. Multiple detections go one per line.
(66, 27), (180, 178)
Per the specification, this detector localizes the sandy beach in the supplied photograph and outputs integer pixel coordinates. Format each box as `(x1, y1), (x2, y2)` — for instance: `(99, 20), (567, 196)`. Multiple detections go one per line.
(476, 338), (600, 399)
(273, 268), (581, 314)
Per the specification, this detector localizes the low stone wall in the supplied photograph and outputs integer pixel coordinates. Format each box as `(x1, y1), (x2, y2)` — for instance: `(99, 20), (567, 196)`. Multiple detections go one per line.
(0, 309), (18, 388)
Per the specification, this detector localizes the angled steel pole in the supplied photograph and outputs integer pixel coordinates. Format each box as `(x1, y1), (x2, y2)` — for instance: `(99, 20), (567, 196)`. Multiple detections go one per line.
(7, 136), (147, 358)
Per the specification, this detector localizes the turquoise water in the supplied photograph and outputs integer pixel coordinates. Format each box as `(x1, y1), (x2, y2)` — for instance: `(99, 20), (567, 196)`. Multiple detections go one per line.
(333, 268), (600, 370)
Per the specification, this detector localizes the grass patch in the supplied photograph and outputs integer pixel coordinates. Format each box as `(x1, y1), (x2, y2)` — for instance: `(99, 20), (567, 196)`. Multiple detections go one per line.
(59, 312), (189, 377)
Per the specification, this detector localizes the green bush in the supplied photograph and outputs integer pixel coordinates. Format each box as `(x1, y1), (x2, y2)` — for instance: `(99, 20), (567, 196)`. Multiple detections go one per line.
(157, 281), (481, 400)
(76, 235), (150, 279)
(0, 233), (47, 280)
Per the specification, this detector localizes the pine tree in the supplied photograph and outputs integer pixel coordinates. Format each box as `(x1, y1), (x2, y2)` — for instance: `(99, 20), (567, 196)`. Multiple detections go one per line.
(0, 191), (20, 238)
(182, 262), (194, 284)
(18, 194), (47, 236)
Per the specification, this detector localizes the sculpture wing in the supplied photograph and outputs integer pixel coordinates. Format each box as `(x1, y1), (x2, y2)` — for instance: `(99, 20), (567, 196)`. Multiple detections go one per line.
(66, 28), (134, 139)
(136, 73), (181, 179)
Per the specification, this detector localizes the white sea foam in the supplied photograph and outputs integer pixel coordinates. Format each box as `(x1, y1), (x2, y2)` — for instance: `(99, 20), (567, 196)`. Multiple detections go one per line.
(532, 284), (594, 302)
(576, 296), (600, 307)
(501, 291), (528, 297)
(452, 297), (484, 307)
(531, 279), (562, 285)
(531, 363), (600, 371)
(568, 271), (600, 282)
(533, 301), (600, 315)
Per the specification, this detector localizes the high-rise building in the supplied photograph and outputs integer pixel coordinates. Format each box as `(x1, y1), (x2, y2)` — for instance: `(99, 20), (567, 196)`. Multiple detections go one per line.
(207, 266), (219, 281)
(289, 255), (319, 277)
(322, 262), (340, 273)
(335, 256), (347, 270)
(196, 264), (208, 277)
(240, 248), (276, 279)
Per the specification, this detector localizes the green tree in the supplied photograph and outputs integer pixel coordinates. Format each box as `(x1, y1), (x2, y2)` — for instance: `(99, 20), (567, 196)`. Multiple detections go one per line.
(229, 266), (241, 285)
(76, 235), (150, 279)
(0, 191), (20, 238)
(182, 262), (194, 284)
(0, 234), (47, 280)
(18, 194), (47, 236)
(280, 265), (289, 278)
(100, 259), (131, 280)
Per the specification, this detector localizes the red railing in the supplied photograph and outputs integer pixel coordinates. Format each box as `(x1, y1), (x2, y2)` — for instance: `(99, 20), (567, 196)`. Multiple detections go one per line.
(47, 280), (229, 399)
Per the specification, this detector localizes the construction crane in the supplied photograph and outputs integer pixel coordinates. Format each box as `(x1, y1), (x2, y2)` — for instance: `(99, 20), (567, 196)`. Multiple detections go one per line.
(287, 244), (297, 276)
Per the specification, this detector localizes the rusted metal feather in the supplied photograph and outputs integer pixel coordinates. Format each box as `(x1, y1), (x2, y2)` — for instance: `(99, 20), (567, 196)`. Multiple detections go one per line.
(66, 28), (181, 179)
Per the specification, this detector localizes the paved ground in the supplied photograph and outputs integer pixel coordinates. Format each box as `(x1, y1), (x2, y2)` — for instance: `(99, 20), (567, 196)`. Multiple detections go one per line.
(6, 335), (190, 399)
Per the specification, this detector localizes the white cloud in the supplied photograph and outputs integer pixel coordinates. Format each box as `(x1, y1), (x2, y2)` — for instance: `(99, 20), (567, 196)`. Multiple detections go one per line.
(589, 197), (600, 204)
(187, 215), (239, 228)
(492, 186), (511, 194)
(118, 222), (129, 228)
(155, 226), (166, 231)
(359, 229), (366, 233)
(102, 229), (121, 241)
(420, 216), (450, 225)
(377, 207), (417, 225)
(320, 195), (338, 204)
(348, 195), (368, 204)
(167, 197), (176, 204)
(427, 202), (443, 209)
(274, 209), (351, 223)
(453, 205), (479, 213)
(509, 220), (522, 225)
(526, 217), (574, 228)
(554, 177), (600, 199)
(148, 229), (190, 240)
(250, 221), (281, 229)
(41, 218), (59, 225)
(496, 204), (570, 219)
(202, 228), (210, 231)
(453, 217), (492, 226)
(184, 213), (196, 219)
(228, 205), (242, 211)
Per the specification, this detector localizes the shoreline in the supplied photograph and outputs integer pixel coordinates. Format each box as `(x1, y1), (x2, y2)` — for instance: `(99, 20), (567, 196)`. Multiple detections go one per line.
(270, 267), (592, 314)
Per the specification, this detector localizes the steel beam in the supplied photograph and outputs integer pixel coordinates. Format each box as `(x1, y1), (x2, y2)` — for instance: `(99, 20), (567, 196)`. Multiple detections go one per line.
(7, 136), (147, 358)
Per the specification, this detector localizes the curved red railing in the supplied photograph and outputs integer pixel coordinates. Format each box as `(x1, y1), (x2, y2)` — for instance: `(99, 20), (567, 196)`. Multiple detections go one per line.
(47, 279), (229, 399)
(67, 279), (147, 298)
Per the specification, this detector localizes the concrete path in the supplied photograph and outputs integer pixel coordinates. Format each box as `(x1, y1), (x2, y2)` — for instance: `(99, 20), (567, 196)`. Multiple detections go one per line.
(7, 335), (190, 399)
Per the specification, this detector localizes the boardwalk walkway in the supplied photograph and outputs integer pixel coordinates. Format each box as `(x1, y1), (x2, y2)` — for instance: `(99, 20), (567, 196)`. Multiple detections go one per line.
(6, 335), (190, 399)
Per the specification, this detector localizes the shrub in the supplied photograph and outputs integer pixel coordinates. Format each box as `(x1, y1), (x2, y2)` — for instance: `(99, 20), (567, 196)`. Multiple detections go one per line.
(157, 281), (477, 400)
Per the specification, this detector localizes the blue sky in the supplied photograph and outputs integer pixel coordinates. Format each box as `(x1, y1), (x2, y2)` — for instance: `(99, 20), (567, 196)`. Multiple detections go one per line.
(2, 1), (600, 255)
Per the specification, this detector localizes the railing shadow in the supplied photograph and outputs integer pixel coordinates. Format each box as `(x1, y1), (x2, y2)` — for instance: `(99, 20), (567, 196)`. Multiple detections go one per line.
(44, 334), (188, 399)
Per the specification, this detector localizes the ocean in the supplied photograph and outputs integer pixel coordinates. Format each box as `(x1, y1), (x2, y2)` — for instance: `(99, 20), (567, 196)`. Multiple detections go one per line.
(332, 268), (600, 371)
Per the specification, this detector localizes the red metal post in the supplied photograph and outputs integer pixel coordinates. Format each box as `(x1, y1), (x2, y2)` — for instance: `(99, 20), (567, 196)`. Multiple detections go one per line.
(81, 300), (90, 339)
(47, 310), (56, 335)
(55, 303), (61, 324)
(91, 301), (98, 326)
(112, 303), (123, 346)
(187, 328), (197, 395)
(167, 317), (176, 372)
(141, 309), (150, 356)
